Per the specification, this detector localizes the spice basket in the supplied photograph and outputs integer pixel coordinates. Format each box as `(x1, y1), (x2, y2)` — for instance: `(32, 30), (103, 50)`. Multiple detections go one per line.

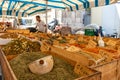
(0, 48), (101, 80)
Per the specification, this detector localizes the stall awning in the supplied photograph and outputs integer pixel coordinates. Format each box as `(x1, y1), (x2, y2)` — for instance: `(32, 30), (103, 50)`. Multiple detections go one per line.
(0, 0), (117, 17)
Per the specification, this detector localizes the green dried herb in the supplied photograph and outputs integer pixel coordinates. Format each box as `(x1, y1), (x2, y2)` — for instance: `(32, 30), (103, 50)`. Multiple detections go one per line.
(59, 38), (67, 43)
(9, 52), (79, 80)
(2, 37), (40, 55)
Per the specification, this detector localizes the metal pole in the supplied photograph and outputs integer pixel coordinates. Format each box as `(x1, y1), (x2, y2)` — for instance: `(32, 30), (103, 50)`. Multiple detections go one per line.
(45, 0), (48, 32)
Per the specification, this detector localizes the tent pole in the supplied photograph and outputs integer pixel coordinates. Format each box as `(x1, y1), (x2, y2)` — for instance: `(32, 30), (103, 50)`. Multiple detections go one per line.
(45, 0), (48, 33)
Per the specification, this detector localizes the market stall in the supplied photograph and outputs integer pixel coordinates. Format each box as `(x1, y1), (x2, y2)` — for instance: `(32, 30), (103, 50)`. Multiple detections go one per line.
(0, 32), (120, 80)
(0, 0), (119, 80)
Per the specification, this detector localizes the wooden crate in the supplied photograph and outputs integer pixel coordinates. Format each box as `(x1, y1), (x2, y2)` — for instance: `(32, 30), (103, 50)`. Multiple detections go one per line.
(91, 60), (118, 80)
(6, 29), (30, 34)
(75, 71), (101, 80)
(117, 59), (120, 80)
(78, 46), (120, 80)
(50, 46), (91, 66)
(50, 46), (120, 80)
(79, 47), (120, 80)
(49, 47), (101, 80)
(0, 49), (17, 80)
(0, 48), (101, 80)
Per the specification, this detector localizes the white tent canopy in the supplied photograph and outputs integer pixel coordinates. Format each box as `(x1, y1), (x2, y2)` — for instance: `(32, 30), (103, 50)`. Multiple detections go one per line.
(0, 0), (117, 17)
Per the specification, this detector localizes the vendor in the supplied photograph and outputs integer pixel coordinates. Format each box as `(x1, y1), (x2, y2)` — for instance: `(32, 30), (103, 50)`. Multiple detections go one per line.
(35, 15), (47, 33)
(98, 26), (104, 37)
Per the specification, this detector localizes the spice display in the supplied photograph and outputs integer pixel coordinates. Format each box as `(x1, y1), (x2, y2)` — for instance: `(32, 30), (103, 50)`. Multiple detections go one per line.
(83, 48), (100, 54)
(66, 46), (81, 52)
(9, 52), (79, 80)
(6, 55), (18, 61)
(2, 37), (40, 55)
(0, 33), (18, 38)
(59, 38), (67, 43)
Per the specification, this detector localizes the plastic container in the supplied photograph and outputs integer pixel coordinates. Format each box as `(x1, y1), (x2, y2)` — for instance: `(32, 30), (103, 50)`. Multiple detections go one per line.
(85, 29), (95, 36)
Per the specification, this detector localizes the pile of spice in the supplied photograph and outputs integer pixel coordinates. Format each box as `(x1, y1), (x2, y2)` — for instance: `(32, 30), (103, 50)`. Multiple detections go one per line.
(0, 33), (18, 38)
(9, 52), (79, 80)
(2, 37), (40, 55)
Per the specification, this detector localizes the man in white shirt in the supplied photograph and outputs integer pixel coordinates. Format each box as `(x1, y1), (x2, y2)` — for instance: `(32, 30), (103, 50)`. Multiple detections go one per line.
(35, 15), (46, 33)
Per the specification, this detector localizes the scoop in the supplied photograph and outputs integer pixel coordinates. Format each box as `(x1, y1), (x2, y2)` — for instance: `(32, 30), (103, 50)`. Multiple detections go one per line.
(28, 55), (54, 75)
